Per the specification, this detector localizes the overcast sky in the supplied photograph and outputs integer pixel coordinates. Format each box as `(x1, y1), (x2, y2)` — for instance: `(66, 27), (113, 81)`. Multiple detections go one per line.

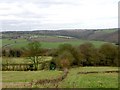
(0, 0), (119, 31)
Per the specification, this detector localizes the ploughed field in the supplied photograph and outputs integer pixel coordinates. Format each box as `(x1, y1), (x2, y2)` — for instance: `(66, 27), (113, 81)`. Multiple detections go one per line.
(2, 67), (118, 88)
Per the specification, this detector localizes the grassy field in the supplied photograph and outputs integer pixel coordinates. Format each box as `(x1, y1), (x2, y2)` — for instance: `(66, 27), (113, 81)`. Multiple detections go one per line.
(41, 40), (108, 48)
(2, 38), (29, 48)
(2, 67), (118, 88)
(2, 70), (62, 82)
(1, 38), (109, 49)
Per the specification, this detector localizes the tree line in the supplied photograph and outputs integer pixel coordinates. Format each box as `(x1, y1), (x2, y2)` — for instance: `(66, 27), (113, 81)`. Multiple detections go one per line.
(2, 42), (119, 69)
(52, 42), (119, 68)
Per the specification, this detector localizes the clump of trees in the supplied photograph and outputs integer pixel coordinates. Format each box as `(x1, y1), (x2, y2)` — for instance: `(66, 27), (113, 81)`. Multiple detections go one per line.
(98, 43), (118, 66)
(51, 43), (77, 68)
(78, 42), (100, 66)
(52, 42), (119, 68)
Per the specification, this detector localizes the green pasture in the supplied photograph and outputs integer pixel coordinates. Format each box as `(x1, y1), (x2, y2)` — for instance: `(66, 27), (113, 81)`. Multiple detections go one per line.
(2, 67), (118, 88)
(41, 40), (108, 48)
(1, 38), (109, 49)
(2, 70), (62, 82)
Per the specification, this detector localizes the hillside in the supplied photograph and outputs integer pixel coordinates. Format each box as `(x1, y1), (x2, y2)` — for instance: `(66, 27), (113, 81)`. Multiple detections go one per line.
(2, 28), (118, 43)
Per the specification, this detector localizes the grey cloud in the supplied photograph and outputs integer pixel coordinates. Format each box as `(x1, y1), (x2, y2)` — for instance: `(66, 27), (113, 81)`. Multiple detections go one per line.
(1, 20), (42, 31)
(1, 19), (83, 31)
(0, 0), (118, 31)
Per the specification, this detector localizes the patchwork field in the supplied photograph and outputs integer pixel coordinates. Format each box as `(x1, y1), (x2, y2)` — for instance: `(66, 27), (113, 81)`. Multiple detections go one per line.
(1, 29), (119, 89)
(2, 67), (118, 88)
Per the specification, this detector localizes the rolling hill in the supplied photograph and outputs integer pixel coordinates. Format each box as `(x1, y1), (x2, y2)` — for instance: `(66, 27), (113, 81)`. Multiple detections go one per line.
(2, 28), (118, 43)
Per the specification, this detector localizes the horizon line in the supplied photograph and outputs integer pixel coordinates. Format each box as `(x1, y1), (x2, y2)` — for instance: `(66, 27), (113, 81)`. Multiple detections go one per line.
(1, 27), (118, 32)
